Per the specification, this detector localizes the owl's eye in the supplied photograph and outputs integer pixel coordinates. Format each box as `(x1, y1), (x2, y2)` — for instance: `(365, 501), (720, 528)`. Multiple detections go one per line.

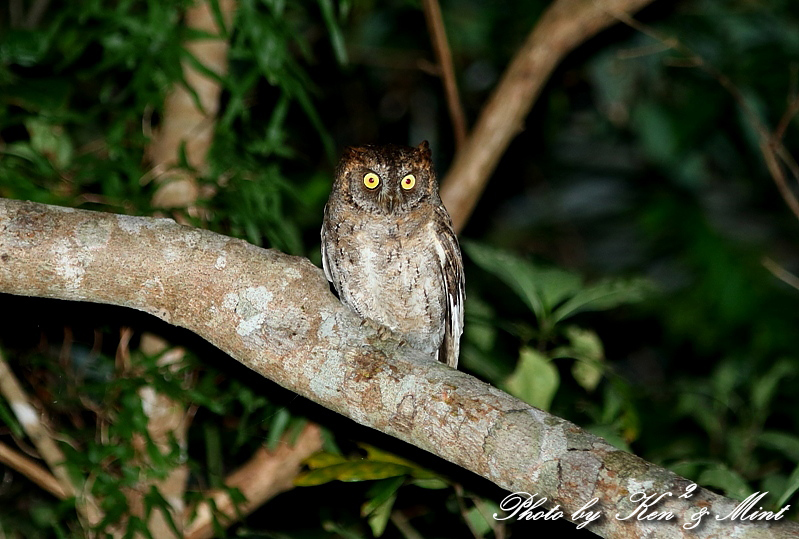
(401, 174), (416, 190)
(363, 172), (380, 189)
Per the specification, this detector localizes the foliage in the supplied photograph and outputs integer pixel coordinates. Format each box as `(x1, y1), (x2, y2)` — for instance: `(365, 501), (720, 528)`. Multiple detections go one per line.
(1, 0), (799, 537)
(462, 240), (650, 414)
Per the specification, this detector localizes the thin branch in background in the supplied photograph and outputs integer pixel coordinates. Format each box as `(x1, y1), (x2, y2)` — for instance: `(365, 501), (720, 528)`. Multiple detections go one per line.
(616, 38), (678, 60)
(0, 351), (76, 497)
(421, 0), (467, 150)
(760, 139), (799, 221)
(0, 350), (102, 526)
(763, 257), (799, 292)
(471, 495), (505, 539)
(613, 11), (799, 223)
(775, 144), (799, 189)
(131, 334), (192, 539)
(453, 483), (482, 539)
(24, 0), (51, 28)
(0, 441), (67, 499)
(8, 0), (23, 27)
(439, 0), (656, 233)
(774, 94), (799, 143)
(389, 510), (425, 539)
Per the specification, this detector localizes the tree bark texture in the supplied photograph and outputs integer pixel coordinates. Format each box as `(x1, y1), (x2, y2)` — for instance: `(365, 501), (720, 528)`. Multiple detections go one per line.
(0, 198), (796, 538)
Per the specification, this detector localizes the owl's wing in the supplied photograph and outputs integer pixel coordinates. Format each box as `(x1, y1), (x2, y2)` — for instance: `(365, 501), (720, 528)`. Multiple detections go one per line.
(433, 204), (465, 369)
(320, 205), (338, 289)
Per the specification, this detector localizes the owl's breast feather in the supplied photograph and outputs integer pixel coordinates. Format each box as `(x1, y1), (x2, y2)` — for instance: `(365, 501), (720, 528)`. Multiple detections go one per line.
(326, 208), (447, 359)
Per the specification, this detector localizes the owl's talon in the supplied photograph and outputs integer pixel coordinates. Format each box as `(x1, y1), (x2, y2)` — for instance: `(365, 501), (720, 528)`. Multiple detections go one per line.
(376, 326), (392, 340)
(361, 318), (393, 340)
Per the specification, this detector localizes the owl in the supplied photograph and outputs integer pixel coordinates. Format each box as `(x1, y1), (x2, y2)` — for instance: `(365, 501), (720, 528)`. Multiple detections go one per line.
(321, 141), (465, 368)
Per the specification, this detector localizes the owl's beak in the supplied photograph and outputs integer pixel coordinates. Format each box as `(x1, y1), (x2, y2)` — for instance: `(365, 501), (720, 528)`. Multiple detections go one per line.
(378, 191), (399, 214)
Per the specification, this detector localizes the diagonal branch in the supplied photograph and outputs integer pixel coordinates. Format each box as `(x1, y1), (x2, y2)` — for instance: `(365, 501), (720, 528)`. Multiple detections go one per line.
(439, 0), (656, 232)
(0, 349), (103, 527)
(184, 424), (323, 539)
(613, 12), (799, 223)
(0, 440), (68, 499)
(0, 198), (796, 538)
(422, 0), (467, 149)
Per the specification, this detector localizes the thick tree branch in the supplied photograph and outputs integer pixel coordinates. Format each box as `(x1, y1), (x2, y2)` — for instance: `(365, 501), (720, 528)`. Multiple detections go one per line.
(0, 198), (796, 538)
(147, 0), (237, 210)
(140, 3), (237, 535)
(439, 0), (655, 232)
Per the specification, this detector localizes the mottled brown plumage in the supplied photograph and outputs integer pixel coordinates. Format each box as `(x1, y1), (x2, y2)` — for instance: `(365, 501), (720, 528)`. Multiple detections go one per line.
(321, 142), (465, 368)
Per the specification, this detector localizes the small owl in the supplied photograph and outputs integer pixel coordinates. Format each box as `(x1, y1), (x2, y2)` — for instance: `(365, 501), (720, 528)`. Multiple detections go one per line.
(321, 141), (465, 368)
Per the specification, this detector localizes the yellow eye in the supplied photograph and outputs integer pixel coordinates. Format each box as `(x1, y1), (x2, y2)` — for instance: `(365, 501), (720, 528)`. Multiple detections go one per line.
(363, 172), (380, 189)
(401, 174), (416, 190)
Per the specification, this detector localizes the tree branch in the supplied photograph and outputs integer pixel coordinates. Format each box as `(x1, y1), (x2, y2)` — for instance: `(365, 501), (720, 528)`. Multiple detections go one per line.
(0, 198), (796, 538)
(439, 0), (656, 232)
(613, 11), (799, 224)
(0, 440), (68, 500)
(147, 0), (237, 210)
(422, 0), (468, 150)
(0, 348), (103, 527)
(184, 424), (323, 539)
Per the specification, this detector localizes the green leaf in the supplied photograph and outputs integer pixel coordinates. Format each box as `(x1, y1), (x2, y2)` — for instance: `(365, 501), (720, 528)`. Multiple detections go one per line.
(554, 326), (605, 392)
(410, 477), (449, 489)
(571, 356), (603, 393)
(366, 487), (397, 537)
(465, 499), (501, 537)
(294, 461), (412, 486)
(632, 101), (679, 166)
(464, 296), (496, 353)
(586, 425), (630, 452)
(551, 277), (651, 324)
(204, 422), (224, 488)
(463, 240), (581, 322)
(751, 360), (795, 415)
(25, 118), (74, 170)
(317, 0), (348, 65)
(296, 445), (438, 486)
(266, 407), (291, 450)
(361, 476), (405, 517)
(759, 431), (799, 462)
(303, 451), (348, 469)
(0, 29), (51, 66)
(143, 485), (181, 539)
(0, 396), (24, 439)
(360, 444), (439, 480)
(698, 464), (751, 499)
(776, 464), (799, 508)
(504, 348), (559, 411)
(711, 360), (740, 405)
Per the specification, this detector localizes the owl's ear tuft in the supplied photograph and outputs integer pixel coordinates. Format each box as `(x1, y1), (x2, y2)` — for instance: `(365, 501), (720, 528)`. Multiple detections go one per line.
(417, 140), (432, 160)
(341, 145), (371, 162)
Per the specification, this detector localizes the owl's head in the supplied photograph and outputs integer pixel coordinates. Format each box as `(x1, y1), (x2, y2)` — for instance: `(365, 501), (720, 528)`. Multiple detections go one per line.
(332, 141), (438, 215)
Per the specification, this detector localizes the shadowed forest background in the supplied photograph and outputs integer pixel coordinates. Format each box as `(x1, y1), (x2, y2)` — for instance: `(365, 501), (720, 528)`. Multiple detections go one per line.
(1, 0), (799, 537)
